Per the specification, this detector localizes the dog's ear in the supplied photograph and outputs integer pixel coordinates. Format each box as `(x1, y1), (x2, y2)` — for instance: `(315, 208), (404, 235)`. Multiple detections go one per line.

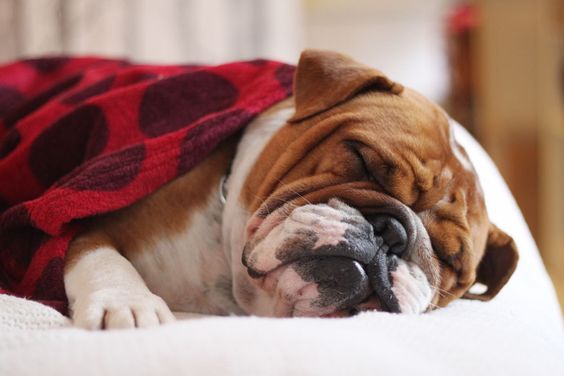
(464, 224), (519, 301)
(289, 49), (404, 122)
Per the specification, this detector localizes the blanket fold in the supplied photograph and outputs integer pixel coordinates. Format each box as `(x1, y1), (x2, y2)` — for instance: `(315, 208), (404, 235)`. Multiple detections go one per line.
(0, 57), (295, 313)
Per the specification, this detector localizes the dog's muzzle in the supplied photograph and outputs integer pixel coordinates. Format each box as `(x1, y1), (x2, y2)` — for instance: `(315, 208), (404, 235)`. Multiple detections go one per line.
(242, 198), (431, 316)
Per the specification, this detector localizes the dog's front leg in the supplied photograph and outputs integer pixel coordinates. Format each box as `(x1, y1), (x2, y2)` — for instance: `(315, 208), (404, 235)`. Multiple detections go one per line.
(64, 232), (175, 330)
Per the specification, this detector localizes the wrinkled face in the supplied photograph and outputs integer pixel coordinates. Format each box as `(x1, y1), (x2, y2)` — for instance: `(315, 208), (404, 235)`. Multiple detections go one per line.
(232, 50), (517, 317)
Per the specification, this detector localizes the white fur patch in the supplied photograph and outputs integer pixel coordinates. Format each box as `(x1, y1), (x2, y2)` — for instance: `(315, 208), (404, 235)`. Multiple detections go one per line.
(246, 203), (355, 273)
(65, 246), (175, 329)
(127, 194), (241, 315)
(449, 117), (473, 172)
(222, 104), (295, 315)
(391, 261), (433, 314)
(291, 204), (349, 249)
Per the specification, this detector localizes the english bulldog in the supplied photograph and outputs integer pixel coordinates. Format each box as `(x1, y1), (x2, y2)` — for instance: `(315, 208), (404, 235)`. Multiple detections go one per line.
(64, 50), (518, 329)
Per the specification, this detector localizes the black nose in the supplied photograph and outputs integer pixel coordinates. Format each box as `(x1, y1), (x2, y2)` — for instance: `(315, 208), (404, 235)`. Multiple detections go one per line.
(293, 257), (371, 311)
(367, 214), (408, 257)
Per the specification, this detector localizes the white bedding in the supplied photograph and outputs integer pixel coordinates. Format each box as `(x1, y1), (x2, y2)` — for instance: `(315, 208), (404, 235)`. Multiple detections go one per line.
(1, 123), (563, 376)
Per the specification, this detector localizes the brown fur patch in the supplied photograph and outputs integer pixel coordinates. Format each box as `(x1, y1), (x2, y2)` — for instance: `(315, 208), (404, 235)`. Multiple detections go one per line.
(241, 50), (517, 306)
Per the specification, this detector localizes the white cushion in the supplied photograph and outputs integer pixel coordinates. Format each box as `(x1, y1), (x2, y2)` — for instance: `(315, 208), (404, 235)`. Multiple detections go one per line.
(1, 122), (563, 376)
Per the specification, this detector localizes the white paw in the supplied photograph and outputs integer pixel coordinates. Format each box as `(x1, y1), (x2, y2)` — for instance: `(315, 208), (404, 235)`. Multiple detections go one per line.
(70, 289), (175, 330)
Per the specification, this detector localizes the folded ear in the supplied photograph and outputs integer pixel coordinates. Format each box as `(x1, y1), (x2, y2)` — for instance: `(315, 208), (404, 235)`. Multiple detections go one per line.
(289, 49), (404, 122)
(464, 224), (519, 301)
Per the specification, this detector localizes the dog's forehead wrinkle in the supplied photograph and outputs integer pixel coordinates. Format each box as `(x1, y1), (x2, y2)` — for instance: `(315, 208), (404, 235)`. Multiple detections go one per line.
(327, 197), (362, 214)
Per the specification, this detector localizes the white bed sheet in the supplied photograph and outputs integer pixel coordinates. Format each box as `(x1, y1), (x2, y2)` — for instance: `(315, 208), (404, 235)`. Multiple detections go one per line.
(1, 123), (563, 376)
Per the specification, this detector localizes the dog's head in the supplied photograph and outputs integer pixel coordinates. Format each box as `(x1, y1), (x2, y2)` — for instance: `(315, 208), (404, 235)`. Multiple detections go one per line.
(234, 50), (518, 317)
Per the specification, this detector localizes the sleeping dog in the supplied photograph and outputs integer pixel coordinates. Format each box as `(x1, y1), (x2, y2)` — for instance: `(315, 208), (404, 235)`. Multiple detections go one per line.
(64, 50), (518, 329)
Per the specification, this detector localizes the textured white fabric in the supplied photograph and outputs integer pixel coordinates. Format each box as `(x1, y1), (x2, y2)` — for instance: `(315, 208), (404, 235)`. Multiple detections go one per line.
(1, 123), (563, 376)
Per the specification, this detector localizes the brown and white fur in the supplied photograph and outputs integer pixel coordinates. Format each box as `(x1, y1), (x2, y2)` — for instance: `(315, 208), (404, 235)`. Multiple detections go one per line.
(64, 50), (518, 329)
(64, 100), (294, 328)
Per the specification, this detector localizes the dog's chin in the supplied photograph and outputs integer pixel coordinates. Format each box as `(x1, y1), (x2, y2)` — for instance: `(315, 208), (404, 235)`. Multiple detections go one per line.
(250, 262), (338, 317)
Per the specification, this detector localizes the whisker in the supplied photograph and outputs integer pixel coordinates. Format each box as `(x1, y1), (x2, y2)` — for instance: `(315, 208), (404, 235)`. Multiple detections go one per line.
(272, 176), (314, 206)
(429, 284), (455, 298)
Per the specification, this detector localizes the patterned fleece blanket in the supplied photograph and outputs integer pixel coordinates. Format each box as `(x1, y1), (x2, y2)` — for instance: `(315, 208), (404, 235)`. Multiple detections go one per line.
(0, 56), (294, 314)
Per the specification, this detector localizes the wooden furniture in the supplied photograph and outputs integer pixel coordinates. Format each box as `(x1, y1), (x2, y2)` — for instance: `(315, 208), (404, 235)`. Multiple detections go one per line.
(471, 0), (563, 307)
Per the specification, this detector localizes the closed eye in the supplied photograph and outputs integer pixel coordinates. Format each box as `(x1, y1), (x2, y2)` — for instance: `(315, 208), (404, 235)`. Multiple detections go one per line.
(345, 141), (371, 179)
(345, 140), (393, 192)
(428, 230), (467, 272)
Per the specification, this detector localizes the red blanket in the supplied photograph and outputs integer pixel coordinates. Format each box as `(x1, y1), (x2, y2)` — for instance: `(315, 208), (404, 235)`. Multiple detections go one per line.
(0, 57), (294, 313)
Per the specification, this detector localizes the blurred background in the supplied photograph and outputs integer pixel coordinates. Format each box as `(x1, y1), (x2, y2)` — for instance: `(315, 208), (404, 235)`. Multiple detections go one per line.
(0, 0), (562, 309)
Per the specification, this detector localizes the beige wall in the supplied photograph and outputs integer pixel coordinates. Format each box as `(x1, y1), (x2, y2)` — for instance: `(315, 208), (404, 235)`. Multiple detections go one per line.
(0, 0), (304, 64)
(303, 0), (452, 102)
